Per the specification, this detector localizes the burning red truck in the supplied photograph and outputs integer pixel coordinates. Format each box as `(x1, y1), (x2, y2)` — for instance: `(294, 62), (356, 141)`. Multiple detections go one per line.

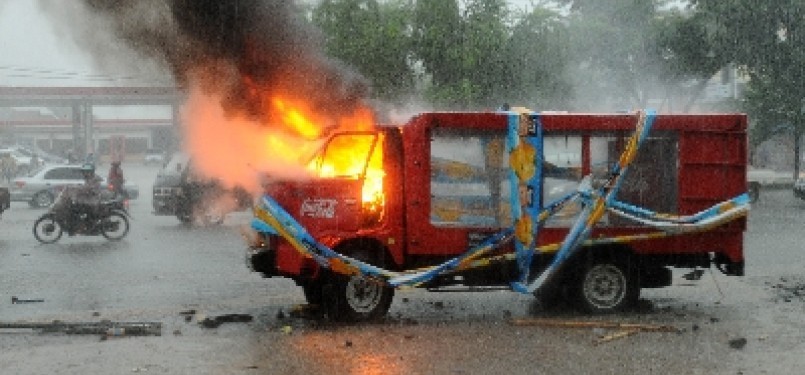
(245, 109), (749, 322)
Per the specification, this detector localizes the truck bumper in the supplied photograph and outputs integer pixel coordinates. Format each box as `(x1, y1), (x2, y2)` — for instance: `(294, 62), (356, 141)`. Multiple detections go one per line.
(244, 228), (279, 278)
(246, 245), (278, 277)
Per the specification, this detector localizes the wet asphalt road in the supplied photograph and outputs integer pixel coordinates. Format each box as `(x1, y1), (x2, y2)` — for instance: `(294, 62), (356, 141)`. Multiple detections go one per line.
(1, 166), (804, 374)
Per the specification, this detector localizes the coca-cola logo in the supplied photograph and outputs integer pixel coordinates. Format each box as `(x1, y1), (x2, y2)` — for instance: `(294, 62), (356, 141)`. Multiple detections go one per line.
(300, 198), (337, 219)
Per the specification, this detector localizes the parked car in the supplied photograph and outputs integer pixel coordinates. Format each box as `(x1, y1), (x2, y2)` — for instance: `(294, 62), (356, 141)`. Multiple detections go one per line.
(144, 149), (166, 165)
(7, 144), (66, 165)
(152, 153), (190, 216)
(10, 164), (139, 208)
(794, 175), (805, 201)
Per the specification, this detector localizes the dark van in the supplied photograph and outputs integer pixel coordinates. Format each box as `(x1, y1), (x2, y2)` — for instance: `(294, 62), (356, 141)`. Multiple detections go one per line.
(152, 152), (251, 224)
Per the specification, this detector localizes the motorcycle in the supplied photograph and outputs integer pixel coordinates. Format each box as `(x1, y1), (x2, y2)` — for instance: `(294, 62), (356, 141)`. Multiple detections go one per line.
(33, 187), (131, 244)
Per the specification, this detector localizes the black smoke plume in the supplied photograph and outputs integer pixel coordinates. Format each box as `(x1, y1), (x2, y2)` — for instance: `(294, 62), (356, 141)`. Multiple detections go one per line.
(41, 0), (369, 125)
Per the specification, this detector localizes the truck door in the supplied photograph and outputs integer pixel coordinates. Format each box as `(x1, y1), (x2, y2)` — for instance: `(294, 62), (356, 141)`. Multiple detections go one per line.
(294, 132), (383, 233)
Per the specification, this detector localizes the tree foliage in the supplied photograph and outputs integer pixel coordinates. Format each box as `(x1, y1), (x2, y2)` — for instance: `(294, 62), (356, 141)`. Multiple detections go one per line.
(500, 6), (573, 109)
(692, 0), (805, 175)
(312, 0), (415, 101)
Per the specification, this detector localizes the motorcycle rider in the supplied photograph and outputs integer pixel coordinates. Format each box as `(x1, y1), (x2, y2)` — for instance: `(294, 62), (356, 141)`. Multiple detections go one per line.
(67, 163), (103, 231)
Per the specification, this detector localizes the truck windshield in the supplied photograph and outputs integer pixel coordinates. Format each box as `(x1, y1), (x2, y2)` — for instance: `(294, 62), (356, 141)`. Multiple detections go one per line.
(309, 133), (379, 179)
(308, 132), (385, 210)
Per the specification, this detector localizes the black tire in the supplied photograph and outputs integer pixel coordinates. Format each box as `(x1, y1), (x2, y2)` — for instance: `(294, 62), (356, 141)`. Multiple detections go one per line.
(32, 191), (54, 208)
(33, 214), (63, 244)
(302, 282), (324, 306)
(100, 211), (130, 241)
(570, 253), (639, 314)
(177, 212), (192, 224)
(321, 248), (394, 322)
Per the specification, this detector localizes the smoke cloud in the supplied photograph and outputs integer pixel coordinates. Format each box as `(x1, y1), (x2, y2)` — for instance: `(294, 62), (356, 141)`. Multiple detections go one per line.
(41, 0), (369, 124)
(39, 0), (375, 193)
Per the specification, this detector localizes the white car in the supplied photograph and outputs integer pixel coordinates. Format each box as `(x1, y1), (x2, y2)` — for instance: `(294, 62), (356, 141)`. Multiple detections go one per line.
(144, 149), (166, 165)
(10, 164), (139, 208)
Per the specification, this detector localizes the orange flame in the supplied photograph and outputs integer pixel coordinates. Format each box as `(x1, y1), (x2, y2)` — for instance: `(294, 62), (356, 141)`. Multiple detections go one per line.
(181, 83), (384, 211)
(270, 97), (325, 140)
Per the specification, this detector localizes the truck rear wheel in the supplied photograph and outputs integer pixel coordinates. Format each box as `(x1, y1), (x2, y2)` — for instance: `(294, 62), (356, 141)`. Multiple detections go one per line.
(570, 254), (639, 314)
(321, 248), (394, 322)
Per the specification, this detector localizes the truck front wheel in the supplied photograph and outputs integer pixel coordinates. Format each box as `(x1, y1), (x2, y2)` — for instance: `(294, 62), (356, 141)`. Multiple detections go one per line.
(321, 247), (394, 322)
(570, 256), (639, 314)
(322, 273), (394, 322)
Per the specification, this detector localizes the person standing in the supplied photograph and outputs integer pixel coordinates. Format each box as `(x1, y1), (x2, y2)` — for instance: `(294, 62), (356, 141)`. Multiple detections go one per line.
(107, 161), (126, 198)
(1, 154), (16, 184)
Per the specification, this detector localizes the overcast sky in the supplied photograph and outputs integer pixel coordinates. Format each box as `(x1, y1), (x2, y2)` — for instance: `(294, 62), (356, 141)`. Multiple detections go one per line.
(0, 0), (549, 87)
(0, 0), (174, 87)
(0, 1), (114, 86)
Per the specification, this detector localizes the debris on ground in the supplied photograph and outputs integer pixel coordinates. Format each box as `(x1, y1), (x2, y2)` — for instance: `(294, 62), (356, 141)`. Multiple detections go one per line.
(10, 296), (44, 304)
(682, 269), (705, 281)
(594, 329), (640, 345)
(510, 318), (680, 345)
(0, 320), (162, 336)
(198, 314), (253, 328)
(509, 318), (680, 332)
(728, 337), (748, 349)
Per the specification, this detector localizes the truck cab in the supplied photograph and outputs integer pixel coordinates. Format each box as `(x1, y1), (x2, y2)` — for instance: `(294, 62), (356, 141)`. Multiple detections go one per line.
(248, 111), (748, 321)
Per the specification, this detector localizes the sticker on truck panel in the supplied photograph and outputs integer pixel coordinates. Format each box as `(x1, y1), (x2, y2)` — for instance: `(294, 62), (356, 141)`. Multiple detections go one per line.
(300, 198), (337, 219)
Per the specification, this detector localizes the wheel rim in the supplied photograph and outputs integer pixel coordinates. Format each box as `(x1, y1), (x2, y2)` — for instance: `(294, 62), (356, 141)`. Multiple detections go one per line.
(582, 263), (627, 310)
(35, 192), (53, 207)
(101, 213), (129, 240)
(345, 276), (383, 314)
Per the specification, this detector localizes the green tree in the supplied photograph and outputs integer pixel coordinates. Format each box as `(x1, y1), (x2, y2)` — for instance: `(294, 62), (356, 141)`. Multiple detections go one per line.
(653, 10), (733, 112)
(411, 0), (465, 107)
(312, 0), (415, 101)
(691, 0), (805, 177)
(412, 0), (518, 108)
(460, 0), (510, 108)
(499, 6), (573, 109)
